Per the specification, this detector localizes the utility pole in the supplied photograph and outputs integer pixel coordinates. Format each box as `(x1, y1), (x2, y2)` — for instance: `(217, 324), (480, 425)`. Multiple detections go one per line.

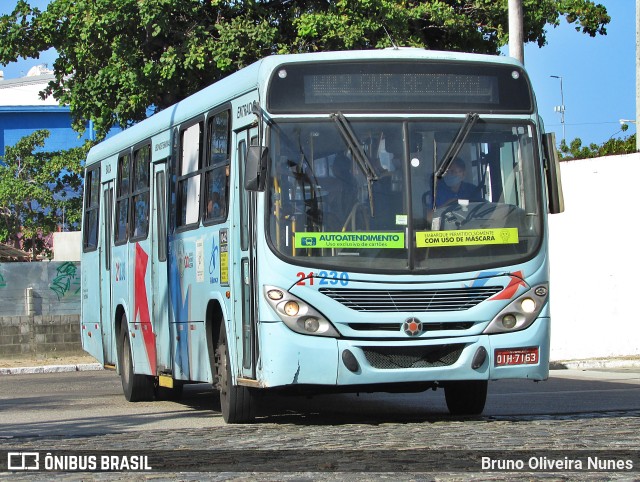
(509, 0), (525, 64)
(551, 75), (566, 143)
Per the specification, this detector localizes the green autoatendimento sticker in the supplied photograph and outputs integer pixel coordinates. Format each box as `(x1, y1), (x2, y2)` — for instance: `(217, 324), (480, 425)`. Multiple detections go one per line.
(294, 232), (405, 249)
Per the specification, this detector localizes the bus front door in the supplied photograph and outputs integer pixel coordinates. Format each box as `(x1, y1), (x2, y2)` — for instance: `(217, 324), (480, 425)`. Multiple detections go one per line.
(235, 127), (259, 380)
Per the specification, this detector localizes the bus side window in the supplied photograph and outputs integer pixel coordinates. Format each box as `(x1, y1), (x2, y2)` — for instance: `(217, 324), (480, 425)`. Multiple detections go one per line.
(204, 110), (230, 224)
(131, 144), (151, 240)
(83, 167), (100, 251)
(177, 122), (203, 228)
(114, 153), (130, 245)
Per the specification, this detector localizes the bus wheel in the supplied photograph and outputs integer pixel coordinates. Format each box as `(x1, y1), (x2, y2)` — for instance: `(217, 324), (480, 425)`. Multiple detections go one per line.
(444, 380), (487, 416)
(119, 317), (154, 402)
(215, 323), (255, 423)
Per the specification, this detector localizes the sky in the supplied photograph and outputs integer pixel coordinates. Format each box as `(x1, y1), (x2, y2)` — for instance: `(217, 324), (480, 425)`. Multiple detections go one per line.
(520, 0), (636, 146)
(0, 0), (635, 147)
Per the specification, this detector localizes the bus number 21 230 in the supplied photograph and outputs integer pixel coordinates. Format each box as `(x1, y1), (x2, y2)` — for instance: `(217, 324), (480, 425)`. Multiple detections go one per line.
(296, 271), (349, 286)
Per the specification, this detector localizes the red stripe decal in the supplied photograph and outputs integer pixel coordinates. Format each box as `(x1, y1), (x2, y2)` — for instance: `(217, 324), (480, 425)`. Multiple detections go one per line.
(490, 271), (526, 300)
(134, 243), (157, 373)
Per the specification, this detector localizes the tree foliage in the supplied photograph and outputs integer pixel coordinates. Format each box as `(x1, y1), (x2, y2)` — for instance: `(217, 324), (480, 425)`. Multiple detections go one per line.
(0, 130), (88, 258)
(559, 132), (638, 161)
(0, 0), (610, 138)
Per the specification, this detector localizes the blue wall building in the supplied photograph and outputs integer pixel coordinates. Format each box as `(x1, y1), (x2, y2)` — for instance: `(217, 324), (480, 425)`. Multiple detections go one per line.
(0, 105), (95, 154)
(0, 66), (110, 155)
(0, 66), (120, 260)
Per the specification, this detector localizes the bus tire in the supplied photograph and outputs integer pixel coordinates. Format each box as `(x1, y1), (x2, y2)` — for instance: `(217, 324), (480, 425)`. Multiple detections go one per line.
(215, 322), (255, 423)
(444, 380), (487, 416)
(119, 317), (154, 402)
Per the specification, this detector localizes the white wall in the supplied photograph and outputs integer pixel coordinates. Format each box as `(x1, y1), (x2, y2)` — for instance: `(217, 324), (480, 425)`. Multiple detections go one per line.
(549, 153), (640, 360)
(52, 232), (82, 262)
(0, 78), (58, 106)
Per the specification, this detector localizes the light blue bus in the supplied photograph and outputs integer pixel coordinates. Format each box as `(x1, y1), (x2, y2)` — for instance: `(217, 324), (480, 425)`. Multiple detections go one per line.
(81, 48), (564, 423)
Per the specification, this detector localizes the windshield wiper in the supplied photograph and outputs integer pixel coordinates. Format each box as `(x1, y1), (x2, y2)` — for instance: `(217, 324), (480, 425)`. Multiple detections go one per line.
(432, 112), (479, 211)
(331, 112), (378, 217)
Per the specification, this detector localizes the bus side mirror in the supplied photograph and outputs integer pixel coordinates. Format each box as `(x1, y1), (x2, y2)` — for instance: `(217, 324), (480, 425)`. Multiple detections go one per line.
(245, 145), (268, 192)
(542, 132), (565, 214)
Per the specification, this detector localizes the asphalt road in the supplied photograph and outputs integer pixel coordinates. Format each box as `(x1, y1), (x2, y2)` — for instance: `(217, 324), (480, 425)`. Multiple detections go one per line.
(0, 368), (639, 437)
(1, 369), (640, 479)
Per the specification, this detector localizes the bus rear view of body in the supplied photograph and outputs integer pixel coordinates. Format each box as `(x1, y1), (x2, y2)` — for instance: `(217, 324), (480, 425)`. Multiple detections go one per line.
(81, 48), (564, 423)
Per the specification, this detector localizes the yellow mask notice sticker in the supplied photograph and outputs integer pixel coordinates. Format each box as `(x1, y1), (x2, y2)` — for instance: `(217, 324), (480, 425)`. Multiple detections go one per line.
(416, 228), (519, 248)
(295, 232), (405, 249)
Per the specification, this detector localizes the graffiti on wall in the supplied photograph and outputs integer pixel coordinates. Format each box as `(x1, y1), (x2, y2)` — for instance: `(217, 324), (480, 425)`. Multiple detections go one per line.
(0, 262), (81, 316)
(49, 262), (82, 301)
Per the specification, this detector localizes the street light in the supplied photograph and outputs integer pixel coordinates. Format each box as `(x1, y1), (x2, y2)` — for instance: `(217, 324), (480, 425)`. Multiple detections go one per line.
(618, 119), (636, 139)
(550, 75), (566, 142)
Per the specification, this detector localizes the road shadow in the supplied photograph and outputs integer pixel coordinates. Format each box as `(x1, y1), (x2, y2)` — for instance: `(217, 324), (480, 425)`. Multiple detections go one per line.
(208, 370), (640, 424)
(0, 370), (639, 436)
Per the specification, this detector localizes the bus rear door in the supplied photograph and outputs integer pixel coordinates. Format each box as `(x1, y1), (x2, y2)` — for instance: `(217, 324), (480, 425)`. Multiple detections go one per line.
(99, 179), (115, 365)
(150, 159), (171, 373)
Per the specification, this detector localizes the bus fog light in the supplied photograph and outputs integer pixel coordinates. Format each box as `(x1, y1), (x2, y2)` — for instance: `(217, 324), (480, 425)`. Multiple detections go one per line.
(501, 314), (517, 329)
(342, 350), (360, 373)
(284, 301), (299, 316)
(302, 317), (320, 333)
(521, 298), (536, 313)
(472, 346), (488, 369)
(267, 289), (284, 301)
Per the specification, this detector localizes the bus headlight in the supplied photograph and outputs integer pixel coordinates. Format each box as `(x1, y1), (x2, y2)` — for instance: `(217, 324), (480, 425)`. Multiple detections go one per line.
(483, 284), (548, 334)
(266, 289), (284, 301)
(520, 297), (536, 313)
(284, 301), (300, 317)
(302, 317), (320, 333)
(501, 314), (517, 329)
(264, 285), (340, 337)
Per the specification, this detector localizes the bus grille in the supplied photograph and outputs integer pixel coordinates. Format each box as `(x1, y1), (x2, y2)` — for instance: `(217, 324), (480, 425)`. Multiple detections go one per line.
(319, 287), (502, 312)
(348, 322), (475, 332)
(362, 344), (465, 369)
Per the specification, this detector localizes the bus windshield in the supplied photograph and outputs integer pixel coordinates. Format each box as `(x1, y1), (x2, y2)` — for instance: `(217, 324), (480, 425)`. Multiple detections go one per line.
(266, 118), (542, 273)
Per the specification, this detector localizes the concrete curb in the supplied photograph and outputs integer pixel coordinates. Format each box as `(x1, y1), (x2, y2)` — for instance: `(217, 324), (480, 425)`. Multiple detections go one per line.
(551, 358), (640, 371)
(2, 358), (640, 376)
(0, 363), (104, 375)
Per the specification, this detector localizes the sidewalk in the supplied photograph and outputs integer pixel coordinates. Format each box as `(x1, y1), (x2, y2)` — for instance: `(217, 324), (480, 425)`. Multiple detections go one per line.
(550, 356), (640, 371)
(2, 354), (640, 376)
(0, 354), (103, 375)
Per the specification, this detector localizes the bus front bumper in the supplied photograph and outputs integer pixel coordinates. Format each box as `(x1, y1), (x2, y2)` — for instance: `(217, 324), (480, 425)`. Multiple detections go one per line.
(256, 317), (549, 389)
